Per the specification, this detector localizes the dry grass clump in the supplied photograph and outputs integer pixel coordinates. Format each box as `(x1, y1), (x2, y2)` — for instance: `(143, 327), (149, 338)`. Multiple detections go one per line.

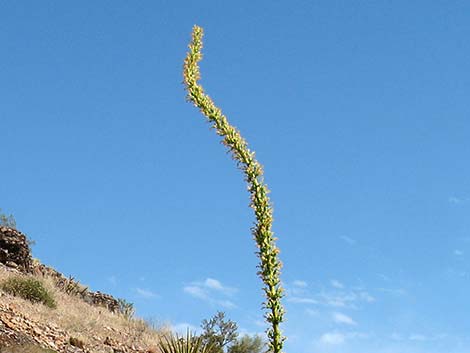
(0, 265), (170, 351)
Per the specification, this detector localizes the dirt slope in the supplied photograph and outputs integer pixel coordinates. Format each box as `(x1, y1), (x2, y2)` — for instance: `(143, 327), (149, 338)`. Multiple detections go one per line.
(0, 263), (166, 353)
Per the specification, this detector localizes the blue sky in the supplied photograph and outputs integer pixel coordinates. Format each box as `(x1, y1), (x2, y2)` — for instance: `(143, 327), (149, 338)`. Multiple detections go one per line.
(1, 1), (470, 352)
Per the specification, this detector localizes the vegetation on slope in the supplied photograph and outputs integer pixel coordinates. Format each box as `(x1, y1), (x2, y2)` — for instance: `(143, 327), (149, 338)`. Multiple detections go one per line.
(0, 275), (56, 309)
(0, 263), (168, 352)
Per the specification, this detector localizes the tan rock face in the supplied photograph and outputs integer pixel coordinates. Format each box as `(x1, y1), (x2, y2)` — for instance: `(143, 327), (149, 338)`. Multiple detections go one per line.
(0, 227), (33, 273)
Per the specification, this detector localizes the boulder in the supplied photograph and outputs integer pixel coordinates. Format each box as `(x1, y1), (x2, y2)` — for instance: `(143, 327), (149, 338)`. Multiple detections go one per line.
(0, 226), (33, 272)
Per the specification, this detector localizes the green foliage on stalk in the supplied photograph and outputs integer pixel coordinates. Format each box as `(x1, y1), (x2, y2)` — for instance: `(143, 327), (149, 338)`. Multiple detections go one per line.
(183, 25), (285, 353)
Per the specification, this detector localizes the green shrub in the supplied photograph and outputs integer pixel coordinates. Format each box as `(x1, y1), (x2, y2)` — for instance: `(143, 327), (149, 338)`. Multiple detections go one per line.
(228, 335), (265, 353)
(198, 313), (265, 353)
(0, 275), (56, 308)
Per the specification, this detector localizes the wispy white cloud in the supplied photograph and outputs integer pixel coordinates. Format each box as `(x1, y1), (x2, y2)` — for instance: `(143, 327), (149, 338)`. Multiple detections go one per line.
(454, 249), (464, 256)
(332, 312), (357, 326)
(358, 291), (375, 302)
(288, 297), (318, 304)
(377, 273), (392, 281)
(409, 334), (427, 341)
(293, 280), (308, 288)
(390, 332), (403, 341)
(446, 267), (468, 278)
(330, 279), (344, 289)
(204, 278), (237, 295)
(286, 279), (375, 309)
(340, 235), (356, 245)
(253, 320), (267, 328)
(135, 288), (158, 298)
(172, 322), (200, 336)
(377, 287), (407, 296)
(238, 328), (266, 338)
(390, 332), (449, 343)
(449, 196), (469, 204)
(286, 280), (310, 298)
(107, 275), (117, 286)
(184, 286), (208, 300)
(409, 333), (449, 342)
(305, 308), (319, 316)
(319, 331), (368, 345)
(320, 332), (345, 345)
(217, 299), (236, 309)
(183, 278), (237, 309)
(319, 289), (375, 308)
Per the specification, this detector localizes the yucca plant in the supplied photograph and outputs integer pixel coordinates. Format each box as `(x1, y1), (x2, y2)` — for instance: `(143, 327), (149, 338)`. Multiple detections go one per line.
(56, 275), (88, 297)
(117, 297), (135, 320)
(158, 331), (216, 353)
(183, 25), (285, 353)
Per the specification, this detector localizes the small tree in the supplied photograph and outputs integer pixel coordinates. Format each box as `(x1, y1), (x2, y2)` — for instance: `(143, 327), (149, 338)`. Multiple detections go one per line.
(0, 208), (16, 229)
(229, 335), (265, 353)
(200, 311), (238, 353)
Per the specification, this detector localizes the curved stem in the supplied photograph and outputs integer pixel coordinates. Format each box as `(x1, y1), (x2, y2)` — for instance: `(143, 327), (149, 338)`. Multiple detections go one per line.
(183, 25), (285, 353)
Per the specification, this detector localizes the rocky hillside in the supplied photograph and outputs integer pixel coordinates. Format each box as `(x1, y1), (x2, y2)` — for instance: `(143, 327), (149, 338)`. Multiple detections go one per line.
(0, 226), (166, 353)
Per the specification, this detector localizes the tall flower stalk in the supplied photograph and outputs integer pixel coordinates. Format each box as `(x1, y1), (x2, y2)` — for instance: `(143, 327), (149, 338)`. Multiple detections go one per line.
(183, 25), (285, 353)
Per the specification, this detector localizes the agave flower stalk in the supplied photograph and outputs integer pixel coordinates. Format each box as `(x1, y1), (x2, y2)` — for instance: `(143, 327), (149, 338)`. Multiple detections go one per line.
(183, 25), (285, 353)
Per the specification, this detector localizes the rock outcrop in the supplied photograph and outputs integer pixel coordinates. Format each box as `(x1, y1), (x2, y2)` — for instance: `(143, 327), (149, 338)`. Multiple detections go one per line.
(0, 226), (120, 314)
(82, 291), (120, 314)
(0, 226), (33, 273)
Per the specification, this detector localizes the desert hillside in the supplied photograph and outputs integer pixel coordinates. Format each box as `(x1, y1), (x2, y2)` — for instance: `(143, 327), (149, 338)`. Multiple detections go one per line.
(0, 226), (167, 353)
